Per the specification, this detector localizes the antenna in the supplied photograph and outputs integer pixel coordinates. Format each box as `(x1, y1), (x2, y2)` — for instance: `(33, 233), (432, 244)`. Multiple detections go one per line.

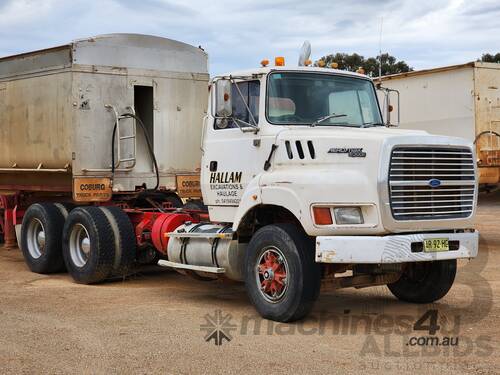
(378, 17), (383, 81)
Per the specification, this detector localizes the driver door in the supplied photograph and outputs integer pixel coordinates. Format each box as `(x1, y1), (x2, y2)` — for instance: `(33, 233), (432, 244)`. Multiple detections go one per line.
(201, 79), (264, 218)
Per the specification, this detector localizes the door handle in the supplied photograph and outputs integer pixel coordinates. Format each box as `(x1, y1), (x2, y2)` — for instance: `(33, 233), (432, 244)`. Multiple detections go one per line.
(209, 161), (218, 172)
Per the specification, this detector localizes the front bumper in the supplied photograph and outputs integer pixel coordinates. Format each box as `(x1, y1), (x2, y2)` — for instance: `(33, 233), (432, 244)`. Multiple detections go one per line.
(315, 230), (479, 264)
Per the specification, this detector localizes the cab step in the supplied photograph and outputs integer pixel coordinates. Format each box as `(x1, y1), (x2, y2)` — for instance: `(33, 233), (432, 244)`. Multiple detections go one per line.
(157, 260), (225, 274)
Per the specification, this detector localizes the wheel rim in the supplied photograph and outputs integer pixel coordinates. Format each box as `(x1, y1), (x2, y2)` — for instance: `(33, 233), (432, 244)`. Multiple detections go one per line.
(69, 223), (91, 268)
(26, 218), (46, 259)
(255, 246), (289, 303)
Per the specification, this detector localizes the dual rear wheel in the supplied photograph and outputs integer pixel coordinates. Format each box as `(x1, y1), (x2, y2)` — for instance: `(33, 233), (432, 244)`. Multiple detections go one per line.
(20, 203), (135, 284)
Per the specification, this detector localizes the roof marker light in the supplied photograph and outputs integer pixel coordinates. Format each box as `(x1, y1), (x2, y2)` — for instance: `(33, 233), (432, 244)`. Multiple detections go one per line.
(275, 57), (285, 66)
(261, 59), (269, 67)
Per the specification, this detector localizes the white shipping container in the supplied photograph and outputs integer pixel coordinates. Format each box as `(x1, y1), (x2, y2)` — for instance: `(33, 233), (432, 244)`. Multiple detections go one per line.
(379, 62), (500, 185)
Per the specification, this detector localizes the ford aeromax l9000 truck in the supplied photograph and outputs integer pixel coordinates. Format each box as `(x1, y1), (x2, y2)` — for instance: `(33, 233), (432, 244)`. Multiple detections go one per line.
(0, 35), (478, 322)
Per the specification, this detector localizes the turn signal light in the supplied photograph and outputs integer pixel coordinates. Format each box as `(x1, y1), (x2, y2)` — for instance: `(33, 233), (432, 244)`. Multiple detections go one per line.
(275, 56), (285, 66)
(313, 207), (333, 225)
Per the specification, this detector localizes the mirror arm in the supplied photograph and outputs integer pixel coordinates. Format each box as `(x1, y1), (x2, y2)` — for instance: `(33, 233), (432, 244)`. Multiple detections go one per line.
(231, 76), (260, 132)
(233, 118), (260, 134)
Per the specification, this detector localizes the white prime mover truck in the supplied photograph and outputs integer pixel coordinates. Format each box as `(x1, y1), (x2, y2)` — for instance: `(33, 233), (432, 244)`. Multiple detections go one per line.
(0, 34), (478, 322)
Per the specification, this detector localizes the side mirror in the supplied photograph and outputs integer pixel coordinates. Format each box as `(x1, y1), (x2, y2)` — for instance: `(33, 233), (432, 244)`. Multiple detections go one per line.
(215, 79), (232, 118)
(376, 85), (400, 127)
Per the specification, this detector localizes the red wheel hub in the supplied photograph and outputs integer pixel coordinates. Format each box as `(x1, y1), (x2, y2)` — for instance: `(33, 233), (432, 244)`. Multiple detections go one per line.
(258, 248), (288, 301)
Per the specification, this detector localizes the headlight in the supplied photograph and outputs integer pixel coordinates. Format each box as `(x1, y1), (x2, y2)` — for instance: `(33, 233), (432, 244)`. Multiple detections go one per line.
(334, 207), (364, 225)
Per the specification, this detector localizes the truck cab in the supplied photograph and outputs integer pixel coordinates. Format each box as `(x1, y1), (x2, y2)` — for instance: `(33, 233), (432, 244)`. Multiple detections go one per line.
(198, 64), (478, 321)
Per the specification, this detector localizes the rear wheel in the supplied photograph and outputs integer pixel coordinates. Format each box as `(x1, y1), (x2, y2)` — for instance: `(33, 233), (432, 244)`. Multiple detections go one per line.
(98, 206), (136, 277)
(62, 207), (115, 284)
(244, 224), (321, 322)
(387, 260), (456, 303)
(20, 203), (66, 273)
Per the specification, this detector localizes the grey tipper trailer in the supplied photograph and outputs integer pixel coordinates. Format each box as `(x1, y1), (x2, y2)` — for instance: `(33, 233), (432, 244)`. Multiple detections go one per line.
(0, 34), (208, 248)
(0, 33), (208, 199)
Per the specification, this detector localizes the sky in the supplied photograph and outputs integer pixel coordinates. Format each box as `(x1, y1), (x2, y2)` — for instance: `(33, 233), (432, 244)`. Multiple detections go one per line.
(0, 0), (499, 75)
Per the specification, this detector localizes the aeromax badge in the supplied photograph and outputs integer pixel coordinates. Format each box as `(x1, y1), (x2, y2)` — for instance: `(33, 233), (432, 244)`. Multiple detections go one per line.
(328, 147), (366, 158)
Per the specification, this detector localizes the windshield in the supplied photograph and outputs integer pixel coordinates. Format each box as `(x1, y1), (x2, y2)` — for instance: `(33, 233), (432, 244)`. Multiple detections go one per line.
(266, 72), (383, 127)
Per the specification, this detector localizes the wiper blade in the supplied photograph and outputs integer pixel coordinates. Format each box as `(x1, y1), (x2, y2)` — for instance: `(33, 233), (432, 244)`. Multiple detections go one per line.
(311, 113), (347, 127)
(362, 122), (385, 128)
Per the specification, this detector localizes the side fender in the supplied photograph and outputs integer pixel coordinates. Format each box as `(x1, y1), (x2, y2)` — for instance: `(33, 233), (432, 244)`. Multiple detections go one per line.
(232, 183), (304, 232)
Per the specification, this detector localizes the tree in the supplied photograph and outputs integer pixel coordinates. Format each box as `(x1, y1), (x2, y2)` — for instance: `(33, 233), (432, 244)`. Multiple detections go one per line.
(314, 52), (412, 77)
(480, 53), (500, 63)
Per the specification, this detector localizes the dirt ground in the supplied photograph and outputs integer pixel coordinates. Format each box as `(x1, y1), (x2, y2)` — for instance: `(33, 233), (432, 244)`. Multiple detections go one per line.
(0, 194), (499, 375)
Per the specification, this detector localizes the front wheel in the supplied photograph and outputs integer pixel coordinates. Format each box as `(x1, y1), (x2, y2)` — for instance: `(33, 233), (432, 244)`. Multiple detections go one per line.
(387, 260), (457, 303)
(244, 224), (321, 322)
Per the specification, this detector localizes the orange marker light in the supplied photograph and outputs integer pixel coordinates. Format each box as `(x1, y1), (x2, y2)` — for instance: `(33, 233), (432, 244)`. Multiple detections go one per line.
(261, 59), (269, 67)
(275, 56), (285, 66)
(224, 93), (230, 101)
(317, 60), (326, 67)
(331, 62), (339, 69)
(304, 59), (312, 66)
(313, 207), (333, 225)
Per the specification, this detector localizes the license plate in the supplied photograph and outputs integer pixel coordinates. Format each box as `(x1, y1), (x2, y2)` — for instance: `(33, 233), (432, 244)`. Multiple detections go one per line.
(423, 238), (449, 252)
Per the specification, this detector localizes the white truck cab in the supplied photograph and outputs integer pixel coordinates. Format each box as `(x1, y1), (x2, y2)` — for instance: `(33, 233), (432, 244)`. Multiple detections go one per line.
(198, 64), (478, 321)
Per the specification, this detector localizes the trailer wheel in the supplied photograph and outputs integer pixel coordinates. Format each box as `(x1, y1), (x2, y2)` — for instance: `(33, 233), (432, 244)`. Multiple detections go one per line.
(387, 260), (456, 303)
(98, 206), (136, 277)
(20, 203), (66, 273)
(54, 202), (76, 219)
(62, 207), (115, 284)
(244, 224), (321, 322)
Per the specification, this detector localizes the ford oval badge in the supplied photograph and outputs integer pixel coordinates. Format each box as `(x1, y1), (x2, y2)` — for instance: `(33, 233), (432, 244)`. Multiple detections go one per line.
(428, 178), (441, 188)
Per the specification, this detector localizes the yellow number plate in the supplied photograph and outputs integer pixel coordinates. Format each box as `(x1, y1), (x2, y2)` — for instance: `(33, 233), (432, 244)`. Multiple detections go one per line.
(423, 238), (449, 252)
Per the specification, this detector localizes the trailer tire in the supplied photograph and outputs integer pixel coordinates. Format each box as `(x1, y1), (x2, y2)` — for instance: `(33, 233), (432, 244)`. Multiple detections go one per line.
(244, 224), (321, 322)
(387, 260), (456, 303)
(54, 202), (76, 219)
(62, 207), (115, 284)
(20, 203), (66, 273)
(98, 206), (136, 277)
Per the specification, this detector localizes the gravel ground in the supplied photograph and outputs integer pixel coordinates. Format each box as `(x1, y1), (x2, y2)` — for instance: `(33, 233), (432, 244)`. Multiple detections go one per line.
(0, 193), (499, 374)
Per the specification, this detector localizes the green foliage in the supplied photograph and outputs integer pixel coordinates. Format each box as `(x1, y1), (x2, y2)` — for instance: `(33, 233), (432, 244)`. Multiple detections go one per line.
(314, 52), (412, 77)
(480, 53), (500, 63)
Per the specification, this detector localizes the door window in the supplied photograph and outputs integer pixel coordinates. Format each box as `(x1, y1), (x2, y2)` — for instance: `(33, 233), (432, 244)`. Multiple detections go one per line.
(216, 80), (260, 129)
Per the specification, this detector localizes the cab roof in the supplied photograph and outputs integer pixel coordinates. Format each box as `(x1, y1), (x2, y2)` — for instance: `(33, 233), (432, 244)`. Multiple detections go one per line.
(214, 66), (371, 81)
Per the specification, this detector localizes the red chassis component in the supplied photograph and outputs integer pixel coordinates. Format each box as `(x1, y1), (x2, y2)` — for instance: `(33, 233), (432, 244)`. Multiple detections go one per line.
(0, 190), (209, 256)
(127, 209), (207, 255)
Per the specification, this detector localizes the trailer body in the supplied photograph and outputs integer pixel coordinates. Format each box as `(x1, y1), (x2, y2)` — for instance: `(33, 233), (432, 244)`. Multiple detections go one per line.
(0, 34), (208, 195)
(378, 62), (500, 185)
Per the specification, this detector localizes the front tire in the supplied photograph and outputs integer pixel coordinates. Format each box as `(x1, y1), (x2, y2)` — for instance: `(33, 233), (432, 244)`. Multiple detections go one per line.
(387, 260), (456, 303)
(20, 203), (66, 273)
(244, 224), (321, 322)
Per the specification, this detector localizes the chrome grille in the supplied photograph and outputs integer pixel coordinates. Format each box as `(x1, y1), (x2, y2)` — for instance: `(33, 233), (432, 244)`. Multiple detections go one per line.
(389, 146), (475, 220)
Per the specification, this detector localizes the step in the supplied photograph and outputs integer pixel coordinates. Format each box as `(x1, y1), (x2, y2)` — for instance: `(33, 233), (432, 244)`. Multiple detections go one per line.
(158, 260), (225, 274)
